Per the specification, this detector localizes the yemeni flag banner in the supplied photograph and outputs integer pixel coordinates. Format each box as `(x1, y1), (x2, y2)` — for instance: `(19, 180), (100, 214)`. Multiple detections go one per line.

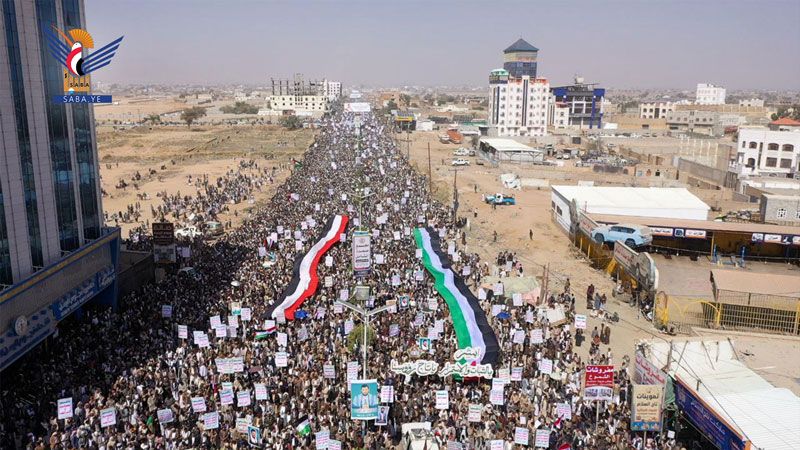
(267, 215), (348, 320)
(414, 227), (499, 365)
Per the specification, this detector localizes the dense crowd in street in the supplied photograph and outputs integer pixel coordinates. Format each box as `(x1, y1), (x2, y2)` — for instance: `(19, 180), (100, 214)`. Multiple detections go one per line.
(0, 110), (676, 450)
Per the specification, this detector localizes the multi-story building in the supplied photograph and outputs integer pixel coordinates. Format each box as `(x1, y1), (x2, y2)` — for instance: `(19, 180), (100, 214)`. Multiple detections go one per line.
(639, 102), (675, 119)
(487, 39), (549, 137)
(665, 110), (719, 135)
(551, 76), (605, 129)
(266, 74), (338, 116)
(548, 100), (569, 129)
(0, 0), (120, 371)
(323, 79), (341, 100)
(695, 83), (726, 105)
(735, 127), (800, 176)
(739, 98), (764, 108)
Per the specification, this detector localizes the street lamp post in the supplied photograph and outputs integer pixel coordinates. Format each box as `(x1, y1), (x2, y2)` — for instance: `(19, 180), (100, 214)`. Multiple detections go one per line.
(336, 292), (394, 379)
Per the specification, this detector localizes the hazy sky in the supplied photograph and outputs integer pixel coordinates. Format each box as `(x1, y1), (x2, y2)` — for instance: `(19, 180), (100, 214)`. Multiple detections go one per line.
(86, 0), (800, 90)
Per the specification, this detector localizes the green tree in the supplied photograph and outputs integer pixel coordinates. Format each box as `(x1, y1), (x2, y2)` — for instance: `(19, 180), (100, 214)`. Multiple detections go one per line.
(279, 115), (303, 130)
(399, 93), (412, 107)
(347, 323), (375, 353)
(221, 101), (259, 114)
(144, 114), (160, 124)
(181, 107), (207, 128)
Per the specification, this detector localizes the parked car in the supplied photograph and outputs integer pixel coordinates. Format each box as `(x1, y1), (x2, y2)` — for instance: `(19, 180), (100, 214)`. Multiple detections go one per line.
(205, 221), (224, 237)
(484, 193), (516, 205)
(475, 158), (485, 165)
(592, 224), (652, 247)
(453, 148), (470, 156)
(451, 158), (470, 166)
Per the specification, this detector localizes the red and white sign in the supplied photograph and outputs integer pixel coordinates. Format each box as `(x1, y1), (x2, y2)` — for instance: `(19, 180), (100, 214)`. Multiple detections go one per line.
(585, 365), (614, 387)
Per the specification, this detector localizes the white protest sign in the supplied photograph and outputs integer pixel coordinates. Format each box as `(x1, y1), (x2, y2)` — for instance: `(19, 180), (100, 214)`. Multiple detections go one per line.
(177, 325), (188, 339)
(255, 384), (268, 400)
(323, 364), (336, 379)
(380, 385), (394, 403)
(513, 330), (525, 344)
(203, 411), (219, 430)
(328, 440), (342, 450)
(57, 397), (73, 419)
(531, 329), (544, 344)
(347, 361), (359, 381)
(277, 332), (288, 347)
(240, 308), (252, 321)
(161, 305), (172, 318)
(535, 429), (550, 448)
(490, 388), (504, 405)
(574, 314), (587, 329)
(157, 408), (174, 424)
(489, 440), (504, 450)
(237, 390), (251, 407)
(514, 427), (530, 446)
(100, 408), (116, 428)
(539, 358), (553, 375)
(220, 389), (234, 405)
(468, 404), (482, 422)
(191, 397), (206, 413)
(557, 402), (572, 420)
(435, 390), (449, 410)
(275, 352), (288, 367)
(513, 293), (523, 306)
(315, 430), (330, 449)
(511, 367), (523, 381)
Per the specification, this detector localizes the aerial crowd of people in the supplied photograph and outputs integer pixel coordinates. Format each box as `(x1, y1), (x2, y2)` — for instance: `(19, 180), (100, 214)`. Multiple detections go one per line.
(1, 109), (675, 450)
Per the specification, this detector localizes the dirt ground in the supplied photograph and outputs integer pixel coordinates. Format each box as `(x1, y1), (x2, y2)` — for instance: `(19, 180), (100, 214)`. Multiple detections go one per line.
(97, 121), (314, 236)
(406, 130), (800, 388)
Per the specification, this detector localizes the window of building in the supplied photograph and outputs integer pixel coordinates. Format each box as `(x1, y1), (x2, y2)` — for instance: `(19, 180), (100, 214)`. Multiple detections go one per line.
(742, 141), (746, 148)
(746, 157), (756, 167)
(749, 141), (758, 149)
(783, 144), (795, 152)
(780, 159), (793, 169)
(768, 143), (780, 151)
(765, 157), (778, 167)
(776, 208), (787, 219)
(796, 210), (800, 220)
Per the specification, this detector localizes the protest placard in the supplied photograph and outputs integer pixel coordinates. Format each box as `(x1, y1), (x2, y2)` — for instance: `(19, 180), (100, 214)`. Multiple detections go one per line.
(511, 367), (523, 381)
(490, 388), (504, 405)
(275, 352), (288, 367)
(468, 404), (482, 422)
(514, 427), (529, 445)
(574, 314), (587, 329)
(100, 408), (116, 428)
(435, 390), (449, 410)
(328, 440), (341, 450)
(380, 385), (394, 403)
(161, 305), (172, 318)
(535, 429), (550, 448)
(191, 397), (206, 413)
(254, 384), (268, 400)
(557, 402), (572, 421)
(203, 412), (219, 430)
(489, 440), (504, 450)
(57, 397), (73, 419)
(220, 389), (234, 405)
(237, 390), (251, 407)
(315, 429), (330, 449)
(531, 328), (544, 344)
(157, 408), (174, 424)
(347, 361), (359, 381)
(539, 358), (553, 375)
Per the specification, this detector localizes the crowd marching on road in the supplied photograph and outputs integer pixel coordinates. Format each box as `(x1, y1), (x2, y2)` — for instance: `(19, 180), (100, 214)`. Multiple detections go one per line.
(0, 109), (674, 450)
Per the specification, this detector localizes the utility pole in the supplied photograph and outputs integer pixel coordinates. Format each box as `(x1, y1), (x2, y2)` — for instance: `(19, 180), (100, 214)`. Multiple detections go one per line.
(449, 167), (463, 226)
(427, 142), (432, 194)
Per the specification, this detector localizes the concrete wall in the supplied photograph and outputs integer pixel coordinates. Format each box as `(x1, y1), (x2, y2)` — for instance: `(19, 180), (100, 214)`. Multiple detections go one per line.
(760, 194), (800, 225)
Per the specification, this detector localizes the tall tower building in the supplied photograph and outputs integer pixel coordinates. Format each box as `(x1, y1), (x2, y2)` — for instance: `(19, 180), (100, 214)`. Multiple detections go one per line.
(503, 38), (539, 79)
(0, 0), (119, 372)
(488, 39), (549, 137)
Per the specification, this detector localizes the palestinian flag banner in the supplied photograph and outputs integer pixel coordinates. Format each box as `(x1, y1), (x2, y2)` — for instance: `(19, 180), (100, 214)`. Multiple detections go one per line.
(414, 227), (499, 365)
(267, 215), (348, 320)
(295, 415), (311, 436)
(254, 331), (270, 341)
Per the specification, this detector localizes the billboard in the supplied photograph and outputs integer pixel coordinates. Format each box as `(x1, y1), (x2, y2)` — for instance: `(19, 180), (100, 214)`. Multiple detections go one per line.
(152, 222), (176, 264)
(344, 102), (371, 113)
(631, 384), (663, 431)
(584, 365), (614, 401)
(352, 230), (371, 275)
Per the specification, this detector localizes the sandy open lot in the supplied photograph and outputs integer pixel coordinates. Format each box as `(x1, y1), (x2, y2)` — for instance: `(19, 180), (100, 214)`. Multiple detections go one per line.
(97, 121), (314, 236)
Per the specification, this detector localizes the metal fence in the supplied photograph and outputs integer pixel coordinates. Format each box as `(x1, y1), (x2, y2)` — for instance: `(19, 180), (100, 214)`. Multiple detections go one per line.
(655, 292), (800, 335)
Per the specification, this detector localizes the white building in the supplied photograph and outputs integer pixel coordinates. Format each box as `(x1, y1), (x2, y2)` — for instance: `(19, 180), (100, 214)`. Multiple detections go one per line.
(695, 83), (726, 105)
(323, 80), (341, 100)
(487, 39), (549, 137)
(488, 69), (549, 137)
(639, 102), (675, 119)
(739, 98), (764, 108)
(550, 186), (710, 231)
(549, 99), (569, 128)
(735, 127), (800, 176)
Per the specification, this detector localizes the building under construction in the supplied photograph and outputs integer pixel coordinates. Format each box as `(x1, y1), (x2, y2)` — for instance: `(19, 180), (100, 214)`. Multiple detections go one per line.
(270, 73), (325, 96)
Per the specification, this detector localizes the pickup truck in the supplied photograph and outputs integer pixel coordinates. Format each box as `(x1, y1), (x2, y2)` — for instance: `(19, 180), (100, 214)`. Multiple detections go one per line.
(451, 158), (470, 166)
(453, 148), (470, 156)
(484, 193), (516, 205)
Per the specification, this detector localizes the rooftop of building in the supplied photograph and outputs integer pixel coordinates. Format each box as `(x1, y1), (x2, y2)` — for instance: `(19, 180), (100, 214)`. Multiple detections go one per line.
(643, 338), (800, 450)
(503, 38), (539, 53)
(711, 269), (800, 296)
(552, 186), (710, 212)
(770, 117), (800, 127)
(479, 138), (541, 153)
(589, 212), (800, 235)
